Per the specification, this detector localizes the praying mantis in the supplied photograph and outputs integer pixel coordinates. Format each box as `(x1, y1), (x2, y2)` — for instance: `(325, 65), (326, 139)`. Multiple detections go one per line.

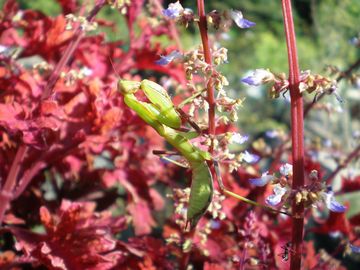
(118, 79), (289, 229)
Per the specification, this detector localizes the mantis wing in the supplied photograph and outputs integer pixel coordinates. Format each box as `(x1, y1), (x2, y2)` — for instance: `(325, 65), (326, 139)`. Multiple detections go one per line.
(141, 79), (182, 129)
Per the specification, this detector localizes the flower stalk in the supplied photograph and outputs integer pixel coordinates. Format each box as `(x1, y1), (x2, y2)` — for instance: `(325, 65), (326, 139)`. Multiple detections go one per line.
(175, 1), (217, 268)
(304, 57), (360, 117)
(0, 146), (28, 224)
(197, 0), (216, 153)
(281, 1), (305, 269)
(325, 144), (360, 184)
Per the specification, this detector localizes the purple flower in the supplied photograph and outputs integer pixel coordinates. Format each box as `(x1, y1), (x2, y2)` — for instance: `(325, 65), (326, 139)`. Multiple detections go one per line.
(0, 45), (8, 54)
(265, 184), (287, 206)
(155, 50), (183, 65)
(265, 130), (279, 138)
(349, 37), (359, 46)
(162, 1), (184, 19)
(210, 220), (222, 230)
(329, 231), (342, 239)
(80, 66), (93, 77)
(230, 10), (256, 29)
(279, 163), (293, 177)
(242, 151), (260, 164)
(323, 139), (332, 148)
(328, 200), (347, 213)
(241, 69), (274, 86)
(323, 190), (347, 213)
(350, 244), (360, 253)
(249, 171), (274, 187)
(0, 44), (12, 57)
(230, 133), (249, 144)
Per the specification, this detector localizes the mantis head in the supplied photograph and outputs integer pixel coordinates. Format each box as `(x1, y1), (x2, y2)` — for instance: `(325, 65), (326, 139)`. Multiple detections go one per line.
(118, 80), (141, 95)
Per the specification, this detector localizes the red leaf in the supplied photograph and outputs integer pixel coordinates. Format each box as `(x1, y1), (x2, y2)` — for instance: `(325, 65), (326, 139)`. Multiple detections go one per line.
(127, 200), (156, 235)
(302, 241), (317, 269)
(3, 0), (18, 16)
(204, 263), (226, 270)
(341, 175), (360, 192)
(0, 251), (16, 268)
(10, 200), (127, 270)
(134, 45), (187, 84)
(312, 207), (352, 236)
(0, 103), (28, 131)
(4, 213), (25, 225)
(56, 0), (78, 14)
(125, 0), (145, 36)
(149, 189), (165, 211)
(121, 237), (173, 269)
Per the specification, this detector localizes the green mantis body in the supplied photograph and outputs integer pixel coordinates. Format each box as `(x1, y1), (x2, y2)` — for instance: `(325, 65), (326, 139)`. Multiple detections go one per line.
(118, 79), (290, 229)
(118, 79), (213, 228)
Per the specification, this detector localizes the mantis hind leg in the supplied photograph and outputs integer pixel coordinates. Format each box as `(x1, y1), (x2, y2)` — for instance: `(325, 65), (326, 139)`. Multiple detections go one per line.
(213, 161), (291, 217)
(152, 150), (189, 168)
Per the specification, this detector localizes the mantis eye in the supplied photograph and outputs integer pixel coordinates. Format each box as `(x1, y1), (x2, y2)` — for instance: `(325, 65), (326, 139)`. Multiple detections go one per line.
(118, 80), (141, 94)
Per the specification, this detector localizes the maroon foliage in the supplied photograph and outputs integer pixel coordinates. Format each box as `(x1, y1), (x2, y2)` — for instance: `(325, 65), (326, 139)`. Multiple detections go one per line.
(8, 200), (126, 270)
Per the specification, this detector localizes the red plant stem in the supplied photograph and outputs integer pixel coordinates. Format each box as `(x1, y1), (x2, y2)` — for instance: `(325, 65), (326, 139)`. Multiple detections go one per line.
(304, 57), (360, 117)
(325, 144), (360, 185)
(42, 0), (107, 100)
(197, 0), (216, 153)
(13, 162), (46, 199)
(239, 247), (247, 270)
(281, 1), (305, 269)
(0, 0), (107, 226)
(179, 230), (195, 270)
(0, 146), (28, 224)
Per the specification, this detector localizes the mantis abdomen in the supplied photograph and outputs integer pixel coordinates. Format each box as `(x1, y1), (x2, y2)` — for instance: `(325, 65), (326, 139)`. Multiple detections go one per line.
(187, 160), (213, 228)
